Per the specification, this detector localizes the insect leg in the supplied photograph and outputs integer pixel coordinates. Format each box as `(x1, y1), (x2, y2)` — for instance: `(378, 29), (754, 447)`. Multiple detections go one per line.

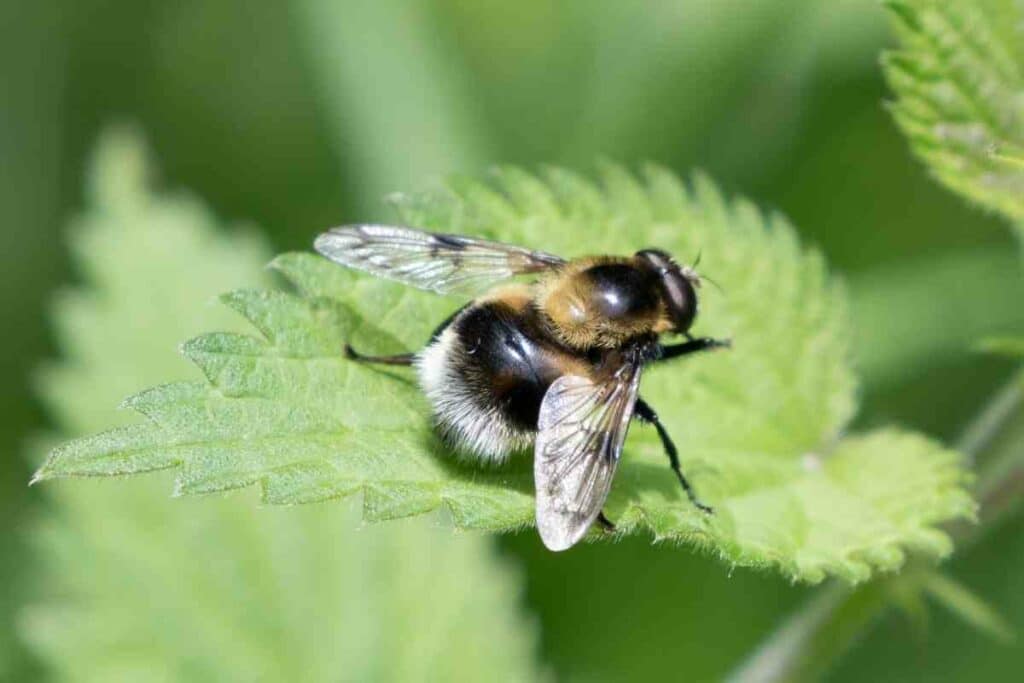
(427, 303), (468, 342)
(345, 304), (469, 367)
(597, 511), (617, 531)
(633, 398), (713, 514)
(656, 336), (730, 362)
(344, 345), (415, 366)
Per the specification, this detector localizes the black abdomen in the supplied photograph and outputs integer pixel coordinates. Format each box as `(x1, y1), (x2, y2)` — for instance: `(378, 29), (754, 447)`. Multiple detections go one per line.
(453, 302), (567, 431)
(417, 296), (594, 460)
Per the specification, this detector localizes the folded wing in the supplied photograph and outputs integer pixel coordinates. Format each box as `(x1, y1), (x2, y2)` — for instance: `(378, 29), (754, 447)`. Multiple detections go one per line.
(533, 362), (643, 551)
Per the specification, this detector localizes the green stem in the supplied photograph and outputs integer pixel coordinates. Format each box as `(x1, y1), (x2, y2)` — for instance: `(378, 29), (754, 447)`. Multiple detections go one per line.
(960, 368), (1024, 541)
(956, 368), (1023, 467)
(727, 584), (889, 683)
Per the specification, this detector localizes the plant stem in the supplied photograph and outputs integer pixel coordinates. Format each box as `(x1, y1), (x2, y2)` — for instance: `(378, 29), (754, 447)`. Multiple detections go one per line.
(956, 368), (1023, 467)
(727, 584), (889, 683)
(961, 369), (1024, 541)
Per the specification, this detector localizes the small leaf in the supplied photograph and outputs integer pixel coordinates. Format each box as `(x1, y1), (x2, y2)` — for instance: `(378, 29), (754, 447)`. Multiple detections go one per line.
(24, 128), (544, 681)
(882, 0), (1024, 235)
(36, 163), (975, 583)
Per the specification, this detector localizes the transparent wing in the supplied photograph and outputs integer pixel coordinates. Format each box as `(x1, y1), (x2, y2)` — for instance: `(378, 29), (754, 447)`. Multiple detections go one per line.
(314, 225), (565, 296)
(534, 361), (644, 551)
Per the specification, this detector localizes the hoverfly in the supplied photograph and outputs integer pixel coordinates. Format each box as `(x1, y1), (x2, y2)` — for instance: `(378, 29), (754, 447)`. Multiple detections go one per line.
(315, 225), (729, 550)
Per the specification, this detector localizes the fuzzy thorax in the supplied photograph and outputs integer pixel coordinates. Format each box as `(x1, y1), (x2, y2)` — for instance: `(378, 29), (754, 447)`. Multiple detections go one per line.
(534, 256), (673, 350)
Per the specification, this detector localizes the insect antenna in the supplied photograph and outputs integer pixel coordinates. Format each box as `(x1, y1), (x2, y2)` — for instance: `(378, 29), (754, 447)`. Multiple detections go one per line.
(702, 273), (725, 294)
(687, 249), (725, 294)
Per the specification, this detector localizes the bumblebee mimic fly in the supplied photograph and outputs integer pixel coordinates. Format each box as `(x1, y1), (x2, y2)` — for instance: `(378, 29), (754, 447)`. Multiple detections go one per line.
(315, 225), (729, 551)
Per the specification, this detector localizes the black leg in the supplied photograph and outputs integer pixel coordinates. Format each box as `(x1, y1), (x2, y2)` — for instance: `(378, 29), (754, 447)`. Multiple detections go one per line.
(346, 304), (467, 367)
(428, 303), (467, 342)
(634, 398), (713, 514)
(656, 336), (730, 362)
(597, 511), (617, 532)
(344, 344), (415, 366)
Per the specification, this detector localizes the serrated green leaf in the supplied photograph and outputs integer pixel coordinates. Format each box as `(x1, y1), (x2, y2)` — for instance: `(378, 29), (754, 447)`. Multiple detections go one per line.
(882, 0), (1024, 235)
(24, 127), (543, 682)
(36, 161), (975, 584)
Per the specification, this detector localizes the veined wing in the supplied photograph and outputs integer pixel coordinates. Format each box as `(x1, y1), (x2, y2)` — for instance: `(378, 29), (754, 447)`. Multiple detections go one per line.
(314, 225), (565, 296)
(533, 361), (643, 551)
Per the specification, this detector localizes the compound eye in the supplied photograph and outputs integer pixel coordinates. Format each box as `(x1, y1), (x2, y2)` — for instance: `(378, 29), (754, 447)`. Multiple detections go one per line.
(635, 249), (674, 273)
(663, 271), (697, 332)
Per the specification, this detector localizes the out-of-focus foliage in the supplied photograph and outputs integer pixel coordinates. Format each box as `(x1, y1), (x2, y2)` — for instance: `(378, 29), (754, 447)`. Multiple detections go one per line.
(851, 247), (1024, 389)
(883, 0), (1024, 233)
(295, 0), (492, 212)
(0, 2), (63, 676)
(23, 130), (542, 682)
(37, 165), (975, 584)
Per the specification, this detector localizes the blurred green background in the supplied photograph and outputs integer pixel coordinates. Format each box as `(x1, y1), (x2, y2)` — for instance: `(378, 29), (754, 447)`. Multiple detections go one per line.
(2, 1), (1022, 681)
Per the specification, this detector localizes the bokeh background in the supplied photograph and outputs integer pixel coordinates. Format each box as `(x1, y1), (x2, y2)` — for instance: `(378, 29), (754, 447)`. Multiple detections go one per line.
(2, 1), (1023, 681)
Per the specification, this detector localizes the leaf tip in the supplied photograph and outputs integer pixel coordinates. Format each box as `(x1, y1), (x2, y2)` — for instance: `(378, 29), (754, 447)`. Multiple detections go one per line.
(87, 123), (155, 210)
(882, 1), (921, 33)
(796, 566), (828, 586)
(267, 252), (297, 275)
(31, 444), (71, 485)
(912, 527), (956, 559)
(177, 335), (203, 360)
(841, 560), (873, 585)
(117, 392), (141, 412)
(28, 467), (49, 486)
(217, 288), (247, 311)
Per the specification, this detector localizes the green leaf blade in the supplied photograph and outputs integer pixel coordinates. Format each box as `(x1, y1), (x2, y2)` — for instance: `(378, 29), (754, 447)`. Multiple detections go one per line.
(38, 162), (973, 583)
